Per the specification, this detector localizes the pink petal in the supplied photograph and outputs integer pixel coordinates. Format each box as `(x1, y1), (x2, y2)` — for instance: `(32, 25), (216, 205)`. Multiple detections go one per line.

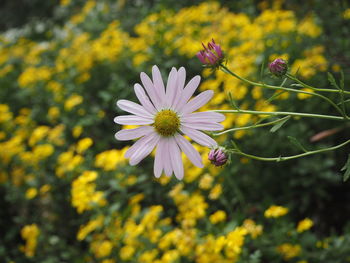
(117, 99), (153, 118)
(181, 112), (225, 123)
(172, 67), (186, 110)
(174, 134), (203, 168)
(114, 115), (154, 125)
(175, 75), (201, 110)
(129, 133), (160, 165)
(180, 90), (214, 115)
(140, 72), (161, 110)
(125, 132), (156, 158)
(181, 122), (223, 131)
(165, 67), (178, 108)
(115, 126), (154, 141)
(180, 126), (217, 147)
(169, 138), (184, 180)
(163, 138), (173, 177)
(134, 84), (157, 114)
(152, 65), (166, 103)
(154, 138), (165, 178)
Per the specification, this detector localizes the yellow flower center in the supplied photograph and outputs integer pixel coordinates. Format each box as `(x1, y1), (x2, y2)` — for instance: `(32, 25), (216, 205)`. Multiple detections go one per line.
(154, 109), (180, 137)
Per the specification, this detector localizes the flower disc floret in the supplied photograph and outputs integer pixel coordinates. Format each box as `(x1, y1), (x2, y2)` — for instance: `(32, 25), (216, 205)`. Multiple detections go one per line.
(154, 109), (180, 137)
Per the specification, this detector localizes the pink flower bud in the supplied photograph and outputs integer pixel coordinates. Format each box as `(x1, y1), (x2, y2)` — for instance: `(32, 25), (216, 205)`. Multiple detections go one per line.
(196, 39), (224, 67)
(208, 148), (228, 166)
(269, 58), (288, 77)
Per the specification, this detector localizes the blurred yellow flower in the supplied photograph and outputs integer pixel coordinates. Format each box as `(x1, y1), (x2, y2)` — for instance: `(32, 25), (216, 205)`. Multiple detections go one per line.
(209, 210), (227, 224)
(25, 188), (38, 199)
(64, 94), (83, 111)
(264, 205), (289, 218)
(297, 218), (314, 233)
(20, 224), (40, 257)
(277, 243), (301, 260)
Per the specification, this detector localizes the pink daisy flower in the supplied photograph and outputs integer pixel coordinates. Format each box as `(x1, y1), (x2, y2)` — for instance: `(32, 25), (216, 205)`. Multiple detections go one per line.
(114, 65), (225, 180)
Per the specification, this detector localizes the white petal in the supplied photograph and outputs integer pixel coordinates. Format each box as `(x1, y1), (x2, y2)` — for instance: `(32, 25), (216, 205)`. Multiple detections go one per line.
(180, 126), (217, 147)
(165, 67), (178, 108)
(134, 84), (157, 114)
(169, 138), (184, 180)
(181, 112), (225, 123)
(129, 133), (160, 165)
(180, 90), (214, 115)
(125, 132), (156, 158)
(114, 115), (154, 125)
(117, 100), (153, 118)
(181, 122), (223, 131)
(152, 65), (166, 103)
(175, 75), (201, 110)
(172, 67), (186, 110)
(175, 134), (203, 168)
(154, 138), (165, 178)
(140, 72), (161, 110)
(115, 126), (154, 141)
(163, 138), (173, 177)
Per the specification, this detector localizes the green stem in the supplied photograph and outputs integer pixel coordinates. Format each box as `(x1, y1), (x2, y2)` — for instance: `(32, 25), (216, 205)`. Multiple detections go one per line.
(214, 116), (291, 136)
(214, 109), (345, 121)
(220, 65), (348, 119)
(286, 73), (350, 95)
(230, 138), (350, 162)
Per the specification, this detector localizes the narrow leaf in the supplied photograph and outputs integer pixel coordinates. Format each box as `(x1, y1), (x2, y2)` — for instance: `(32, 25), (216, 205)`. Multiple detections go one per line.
(227, 92), (240, 111)
(340, 70), (345, 91)
(287, 136), (308, 153)
(341, 154), (350, 182)
(266, 90), (287, 103)
(230, 140), (241, 152)
(327, 72), (340, 90)
(270, 116), (291, 133)
(260, 61), (265, 81)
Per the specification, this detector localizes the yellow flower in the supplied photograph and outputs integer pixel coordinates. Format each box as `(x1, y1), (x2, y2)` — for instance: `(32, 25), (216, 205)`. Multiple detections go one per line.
(209, 210), (227, 224)
(25, 188), (38, 199)
(297, 218), (313, 233)
(76, 137), (93, 154)
(199, 173), (213, 190)
(20, 224), (40, 257)
(277, 243), (301, 260)
(264, 205), (289, 218)
(92, 240), (113, 258)
(72, 126), (83, 138)
(243, 219), (263, 239)
(343, 8), (350, 19)
(209, 184), (222, 200)
(120, 245), (135, 260)
(64, 94), (83, 111)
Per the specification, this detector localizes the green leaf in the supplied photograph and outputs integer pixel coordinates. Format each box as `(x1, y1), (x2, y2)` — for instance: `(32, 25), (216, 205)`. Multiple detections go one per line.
(270, 116), (290, 133)
(327, 72), (340, 90)
(260, 61), (265, 80)
(341, 154), (350, 182)
(340, 70), (345, 91)
(287, 136), (308, 153)
(266, 90), (287, 103)
(230, 140), (241, 151)
(227, 92), (240, 111)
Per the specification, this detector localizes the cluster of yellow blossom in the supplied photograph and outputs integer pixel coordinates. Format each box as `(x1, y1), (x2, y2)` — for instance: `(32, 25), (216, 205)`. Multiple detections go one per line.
(297, 218), (314, 233)
(277, 243), (302, 260)
(264, 205), (289, 218)
(71, 171), (106, 213)
(20, 224), (40, 257)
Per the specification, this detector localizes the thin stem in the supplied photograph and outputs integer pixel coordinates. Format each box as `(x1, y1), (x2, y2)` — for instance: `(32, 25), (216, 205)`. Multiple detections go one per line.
(230, 138), (350, 162)
(287, 73), (350, 95)
(220, 65), (348, 119)
(214, 109), (345, 121)
(214, 116), (291, 136)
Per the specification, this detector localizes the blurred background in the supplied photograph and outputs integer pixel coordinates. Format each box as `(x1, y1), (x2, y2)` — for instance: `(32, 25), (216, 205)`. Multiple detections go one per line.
(1, 0), (350, 262)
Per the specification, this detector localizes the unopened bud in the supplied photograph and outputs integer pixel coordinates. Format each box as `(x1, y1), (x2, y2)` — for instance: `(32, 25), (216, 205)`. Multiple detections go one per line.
(208, 148), (228, 166)
(196, 39), (224, 68)
(269, 58), (288, 77)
